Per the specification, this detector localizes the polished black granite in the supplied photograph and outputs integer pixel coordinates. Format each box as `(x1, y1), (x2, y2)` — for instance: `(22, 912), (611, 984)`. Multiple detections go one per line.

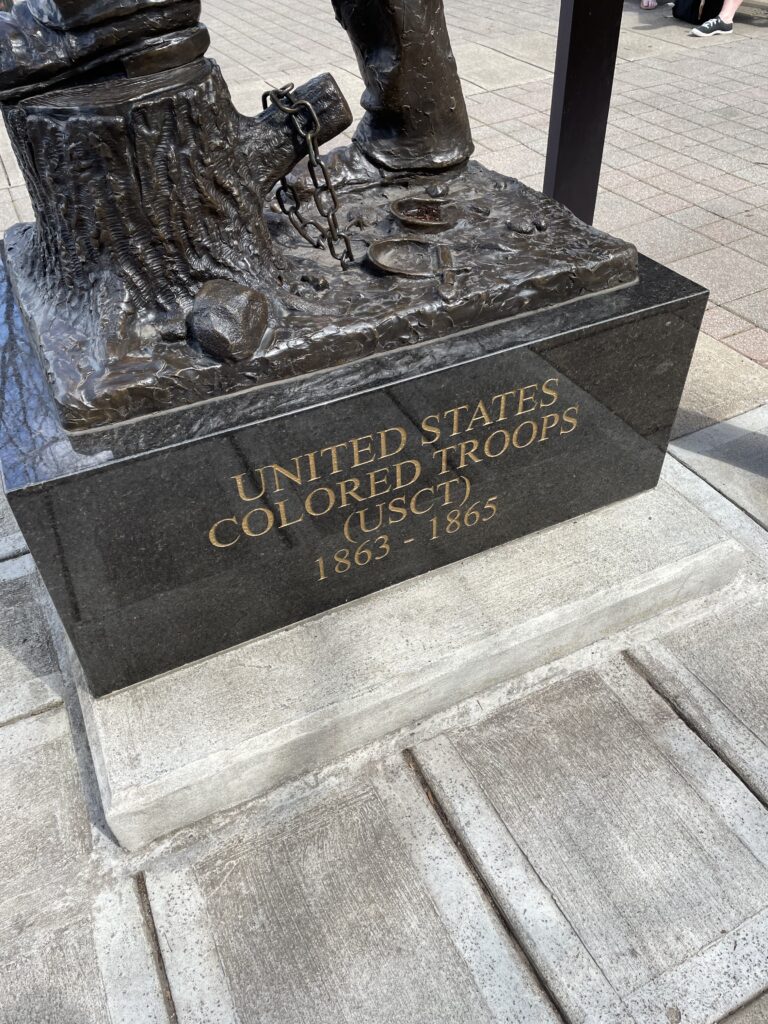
(0, 256), (706, 696)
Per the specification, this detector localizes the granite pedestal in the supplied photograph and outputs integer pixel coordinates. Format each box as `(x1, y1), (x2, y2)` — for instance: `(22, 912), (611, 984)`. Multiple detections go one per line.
(0, 256), (705, 698)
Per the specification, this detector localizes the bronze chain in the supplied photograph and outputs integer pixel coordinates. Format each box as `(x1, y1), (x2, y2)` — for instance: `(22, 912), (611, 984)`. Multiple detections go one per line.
(262, 84), (354, 269)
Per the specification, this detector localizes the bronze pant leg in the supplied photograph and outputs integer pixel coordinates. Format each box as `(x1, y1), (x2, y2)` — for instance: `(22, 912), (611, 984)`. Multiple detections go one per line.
(331, 0), (472, 171)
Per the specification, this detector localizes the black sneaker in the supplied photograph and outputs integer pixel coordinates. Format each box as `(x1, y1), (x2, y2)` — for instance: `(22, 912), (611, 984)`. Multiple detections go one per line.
(691, 16), (733, 35)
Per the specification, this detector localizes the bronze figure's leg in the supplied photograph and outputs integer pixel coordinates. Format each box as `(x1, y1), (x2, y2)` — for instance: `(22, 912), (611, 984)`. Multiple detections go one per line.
(331, 0), (472, 172)
(289, 0), (473, 195)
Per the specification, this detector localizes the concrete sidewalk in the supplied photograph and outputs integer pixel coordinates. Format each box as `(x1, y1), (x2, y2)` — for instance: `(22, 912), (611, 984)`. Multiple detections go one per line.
(2, 1), (768, 1021)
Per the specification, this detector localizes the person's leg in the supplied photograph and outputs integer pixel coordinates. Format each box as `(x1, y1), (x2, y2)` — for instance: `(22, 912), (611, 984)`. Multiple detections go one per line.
(718, 0), (743, 21)
(691, 0), (742, 35)
(331, 0), (472, 172)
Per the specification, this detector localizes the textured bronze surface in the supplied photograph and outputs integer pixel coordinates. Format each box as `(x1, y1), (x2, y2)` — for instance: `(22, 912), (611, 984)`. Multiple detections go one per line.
(0, 0), (203, 99)
(5, 151), (637, 427)
(2, 60), (354, 426)
(0, 0), (636, 430)
(28, 0), (180, 30)
(331, 0), (472, 172)
(389, 197), (459, 232)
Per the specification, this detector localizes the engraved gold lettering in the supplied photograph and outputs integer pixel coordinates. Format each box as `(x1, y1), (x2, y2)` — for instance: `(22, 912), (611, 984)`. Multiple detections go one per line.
(483, 428), (511, 458)
(319, 442), (348, 475)
(538, 412), (560, 442)
(387, 495), (408, 523)
(420, 414), (441, 444)
(233, 470), (266, 502)
(512, 419), (538, 448)
(379, 426), (407, 458)
(350, 435), (376, 468)
(432, 445), (457, 475)
(560, 405), (579, 434)
(445, 405), (470, 437)
(242, 506), (274, 537)
(358, 504), (385, 534)
(375, 534), (390, 559)
(276, 499), (304, 529)
(210, 376), (584, 557)
(208, 516), (240, 548)
(368, 467), (392, 499)
(516, 384), (539, 416)
(540, 377), (559, 407)
(410, 486), (436, 515)
(435, 477), (463, 506)
(446, 508), (461, 533)
(490, 389), (518, 422)
(394, 459), (421, 490)
(305, 449), (321, 482)
(466, 400), (493, 431)
(338, 477), (363, 507)
(305, 487), (336, 517)
(458, 438), (482, 468)
(269, 458), (303, 493)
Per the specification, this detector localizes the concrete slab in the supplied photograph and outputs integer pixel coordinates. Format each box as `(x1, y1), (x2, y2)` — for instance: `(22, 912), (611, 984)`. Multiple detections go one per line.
(69, 479), (747, 850)
(672, 404), (768, 527)
(593, 190), (659, 233)
(617, 29), (690, 62)
(624, 219), (716, 264)
(727, 287), (768, 333)
(414, 656), (768, 1024)
(723, 327), (768, 366)
(484, 29), (557, 72)
(0, 707), (170, 1022)
(629, 583), (768, 805)
(732, 231), (768, 266)
(452, 41), (552, 89)
(146, 759), (558, 1024)
(701, 305), (756, 342)
(0, 489), (24, 561)
(661, 456), (768, 580)
(0, 880), (170, 1024)
(0, 708), (93, 934)
(670, 335), (768, 439)
(464, 90), (533, 126)
(0, 555), (62, 726)
(669, 248), (768, 305)
(734, 208), (768, 238)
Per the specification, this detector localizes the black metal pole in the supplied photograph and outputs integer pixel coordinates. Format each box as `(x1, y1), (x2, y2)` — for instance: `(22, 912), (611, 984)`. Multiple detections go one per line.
(543, 0), (624, 225)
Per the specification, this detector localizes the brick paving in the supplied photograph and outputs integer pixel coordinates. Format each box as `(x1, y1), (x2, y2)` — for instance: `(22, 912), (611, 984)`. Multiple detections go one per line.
(1, 0), (767, 433)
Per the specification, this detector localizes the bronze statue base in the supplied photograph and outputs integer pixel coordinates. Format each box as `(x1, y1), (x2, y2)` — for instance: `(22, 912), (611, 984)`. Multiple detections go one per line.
(4, 160), (637, 429)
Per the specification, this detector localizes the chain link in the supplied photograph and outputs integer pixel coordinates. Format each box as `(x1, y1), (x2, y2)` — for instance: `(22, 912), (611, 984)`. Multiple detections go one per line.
(263, 84), (354, 270)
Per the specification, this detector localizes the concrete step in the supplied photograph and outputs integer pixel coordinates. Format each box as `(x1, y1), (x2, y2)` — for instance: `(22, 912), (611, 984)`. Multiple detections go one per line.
(671, 403), (768, 531)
